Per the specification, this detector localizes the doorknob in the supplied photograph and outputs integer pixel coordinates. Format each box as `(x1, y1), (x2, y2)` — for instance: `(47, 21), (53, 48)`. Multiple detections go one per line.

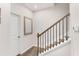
(18, 36), (20, 38)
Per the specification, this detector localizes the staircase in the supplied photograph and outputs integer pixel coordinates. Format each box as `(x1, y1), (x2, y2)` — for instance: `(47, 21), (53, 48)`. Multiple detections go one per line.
(18, 13), (70, 56)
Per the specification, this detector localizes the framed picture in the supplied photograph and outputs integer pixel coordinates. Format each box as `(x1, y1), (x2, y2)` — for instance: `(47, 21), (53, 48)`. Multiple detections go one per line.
(24, 16), (33, 35)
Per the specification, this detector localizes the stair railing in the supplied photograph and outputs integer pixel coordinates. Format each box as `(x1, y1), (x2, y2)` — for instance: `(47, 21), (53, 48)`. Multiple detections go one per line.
(37, 13), (70, 56)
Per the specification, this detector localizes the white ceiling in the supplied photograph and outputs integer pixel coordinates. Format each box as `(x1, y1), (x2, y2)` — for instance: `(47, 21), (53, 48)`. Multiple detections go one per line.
(22, 3), (55, 12)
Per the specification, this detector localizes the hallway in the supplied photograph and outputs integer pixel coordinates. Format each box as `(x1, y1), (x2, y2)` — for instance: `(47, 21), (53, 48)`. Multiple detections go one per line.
(0, 3), (79, 56)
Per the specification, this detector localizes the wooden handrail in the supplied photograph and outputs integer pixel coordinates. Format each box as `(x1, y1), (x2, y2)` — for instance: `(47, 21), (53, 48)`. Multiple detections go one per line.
(37, 13), (70, 56)
(38, 13), (70, 36)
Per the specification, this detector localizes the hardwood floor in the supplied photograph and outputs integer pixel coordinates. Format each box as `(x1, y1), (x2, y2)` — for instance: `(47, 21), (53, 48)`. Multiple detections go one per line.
(17, 39), (64, 56)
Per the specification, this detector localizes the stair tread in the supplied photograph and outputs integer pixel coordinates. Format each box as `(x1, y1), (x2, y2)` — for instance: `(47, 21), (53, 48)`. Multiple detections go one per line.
(20, 39), (65, 56)
(21, 46), (44, 56)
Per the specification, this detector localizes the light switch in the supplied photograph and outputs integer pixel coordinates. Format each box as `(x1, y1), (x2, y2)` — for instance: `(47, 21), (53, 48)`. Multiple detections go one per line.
(73, 25), (79, 32)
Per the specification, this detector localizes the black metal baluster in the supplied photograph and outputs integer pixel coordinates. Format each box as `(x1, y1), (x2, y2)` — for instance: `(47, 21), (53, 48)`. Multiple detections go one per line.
(45, 33), (46, 51)
(37, 33), (39, 56)
(66, 16), (68, 40)
(40, 36), (41, 53)
(62, 19), (64, 42)
(50, 29), (51, 48)
(59, 22), (61, 44)
(53, 27), (54, 47)
(41, 34), (44, 52)
(56, 25), (57, 46)
(42, 34), (44, 52)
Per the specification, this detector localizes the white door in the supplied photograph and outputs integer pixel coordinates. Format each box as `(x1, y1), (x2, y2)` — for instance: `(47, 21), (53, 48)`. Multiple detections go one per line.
(10, 13), (21, 55)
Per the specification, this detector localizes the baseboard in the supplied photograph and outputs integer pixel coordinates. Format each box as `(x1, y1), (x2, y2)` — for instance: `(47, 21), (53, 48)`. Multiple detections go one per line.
(39, 39), (71, 56)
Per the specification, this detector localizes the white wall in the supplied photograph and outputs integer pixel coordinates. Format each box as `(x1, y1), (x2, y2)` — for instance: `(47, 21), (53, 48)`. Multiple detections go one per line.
(34, 4), (69, 33)
(0, 3), (37, 55)
(70, 4), (79, 56)
(0, 4), (11, 55)
(11, 4), (37, 54)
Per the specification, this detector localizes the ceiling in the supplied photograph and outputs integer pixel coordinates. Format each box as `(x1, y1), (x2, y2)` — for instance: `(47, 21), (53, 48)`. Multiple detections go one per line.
(22, 3), (55, 12)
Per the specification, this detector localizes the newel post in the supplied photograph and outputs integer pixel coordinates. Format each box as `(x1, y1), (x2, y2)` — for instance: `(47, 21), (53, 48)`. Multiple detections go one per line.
(37, 33), (39, 56)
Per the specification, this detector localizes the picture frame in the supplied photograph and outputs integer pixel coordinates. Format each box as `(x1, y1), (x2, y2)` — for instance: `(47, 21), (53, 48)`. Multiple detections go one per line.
(24, 16), (33, 35)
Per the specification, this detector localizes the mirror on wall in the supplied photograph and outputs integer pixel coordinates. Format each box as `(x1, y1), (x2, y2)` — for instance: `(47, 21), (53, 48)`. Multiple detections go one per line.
(24, 16), (33, 35)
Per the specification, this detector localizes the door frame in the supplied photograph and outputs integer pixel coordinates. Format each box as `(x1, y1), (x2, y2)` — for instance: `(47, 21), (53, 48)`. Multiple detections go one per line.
(11, 12), (21, 55)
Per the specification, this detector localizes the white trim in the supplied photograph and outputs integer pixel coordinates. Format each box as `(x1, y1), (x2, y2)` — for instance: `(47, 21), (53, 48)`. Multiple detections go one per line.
(17, 3), (55, 13)
(11, 12), (21, 53)
(39, 38), (71, 56)
(21, 4), (33, 12)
